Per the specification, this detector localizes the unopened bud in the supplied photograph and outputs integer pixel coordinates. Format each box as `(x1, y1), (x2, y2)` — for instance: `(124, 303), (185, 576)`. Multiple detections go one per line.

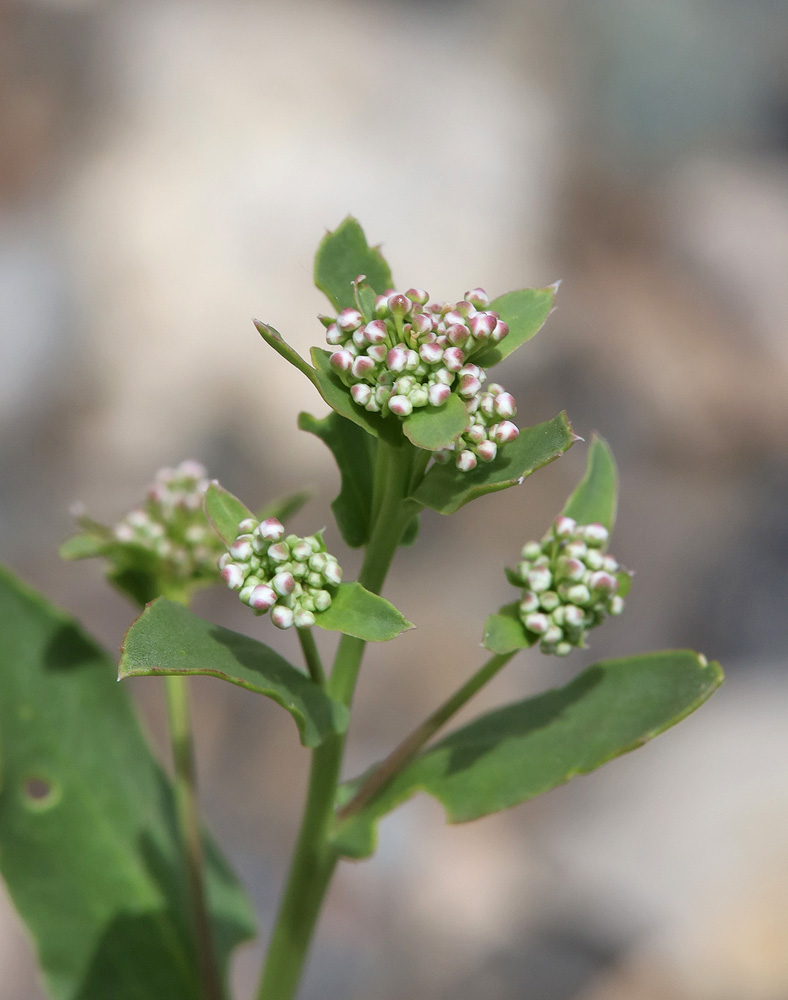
(583, 523), (609, 546)
(375, 294), (390, 317)
(337, 308), (364, 331)
(589, 571), (618, 593)
(258, 518), (285, 541)
(446, 324), (470, 348)
(427, 383), (451, 407)
(477, 440), (498, 462)
(539, 590), (560, 611)
(456, 450), (477, 472)
(267, 542), (290, 563)
(525, 612), (550, 634)
(567, 584), (591, 606)
(563, 604), (586, 628)
(388, 395), (413, 417)
(351, 384), (372, 406)
(468, 313), (497, 339)
(325, 323), (344, 345)
(249, 584), (278, 610)
(443, 347), (466, 372)
(493, 393), (516, 419)
(230, 535), (254, 560)
(294, 607), (316, 628)
(406, 287), (429, 305)
(314, 589), (332, 612)
(609, 595), (624, 616)
(419, 341), (444, 364)
(412, 313), (433, 336)
(543, 624), (563, 645)
(490, 320), (509, 343)
(553, 516), (577, 538)
(272, 572), (296, 596)
(386, 347), (408, 372)
(271, 605), (295, 629)
(465, 287), (489, 308)
(521, 541), (542, 560)
(221, 564), (245, 590)
(492, 421), (519, 444)
(584, 549), (604, 571)
(364, 319), (388, 343)
(323, 560), (343, 586)
(366, 343), (387, 363)
(388, 293), (412, 316)
(238, 517), (258, 534)
(330, 350), (354, 374)
(458, 374), (482, 398)
(555, 642), (573, 657)
(528, 567), (552, 593)
(351, 355), (375, 379)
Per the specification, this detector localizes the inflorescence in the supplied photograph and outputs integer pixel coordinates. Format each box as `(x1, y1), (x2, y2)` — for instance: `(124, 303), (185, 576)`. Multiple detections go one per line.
(112, 460), (221, 582)
(323, 286), (520, 471)
(510, 516), (629, 656)
(219, 517), (343, 629)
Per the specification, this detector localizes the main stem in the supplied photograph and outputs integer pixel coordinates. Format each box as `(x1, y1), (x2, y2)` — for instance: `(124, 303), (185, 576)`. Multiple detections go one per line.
(256, 442), (413, 1000)
(165, 673), (223, 1000)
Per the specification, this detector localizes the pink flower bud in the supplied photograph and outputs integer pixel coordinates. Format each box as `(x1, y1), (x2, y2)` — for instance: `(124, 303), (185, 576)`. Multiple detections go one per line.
(387, 293), (412, 316)
(323, 560), (343, 586)
(271, 605), (295, 629)
(375, 294), (390, 317)
(466, 423), (486, 444)
(443, 347), (465, 372)
(433, 449), (452, 464)
(406, 287), (429, 305)
(230, 535), (254, 560)
(351, 355), (375, 379)
(480, 394), (495, 418)
(525, 612), (550, 635)
(554, 515), (577, 537)
(419, 342), (444, 364)
(329, 350), (354, 374)
(294, 607), (316, 628)
(388, 394), (413, 417)
(351, 384), (372, 406)
(292, 539), (313, 561)
(543, 624), (563, 645)
(364, 344), (386, 364)
(405, 349), (420, 371)
(238, 517), (258, 534)
(458, 374), (482, 398)
(434, 367), (454, 386)
(258, 518), (285, 541)
(325, 323), (344, 345)
(477, 440), (498, 462)
(563, 605), (586, 628)
(249, 584), (277, 610)
(412, 313), (433, 336)
(589, 571), (618, 593)
(490, 320), (509, 343)
(337, 308), (363, 331)
(444, 309), (464, 326)
(567, 584), (591, 606)
(465, 287), (489, 307)
(583, 523), (609, 546)
(456, 450), (477, 472)
(446, 324), (469, 348)
(267, 542), (290, 563)
(494, 392), (516, 419)
(560, 557), (585, 581)
(519, 591), (540, 614)
(492, 420), (519, 444)
(364, 320), (388, 343)
(528, 567), (552, 593)
(221, 564), (245, 590)
(427, 383), (451, 407)
(469, 313), (496, 339)
(272, 571), (296, 596)
(386, 347), (408, 372)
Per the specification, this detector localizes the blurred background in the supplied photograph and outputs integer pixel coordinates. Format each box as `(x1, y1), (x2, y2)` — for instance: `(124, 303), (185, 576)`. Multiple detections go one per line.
(2, 0), (788, 997)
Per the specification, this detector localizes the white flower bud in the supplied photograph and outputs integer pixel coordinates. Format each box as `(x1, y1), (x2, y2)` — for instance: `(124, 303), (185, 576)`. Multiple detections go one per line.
(221, 564), (246, 590)
(365, 344), (387, 364)
(563, 604), (586, 628)
(218, 552), (233, 570)
(364, 319), (388, 343)
(287, 541), (310, 563)
(492, 421), (519, 444)
(294, 607), (316, 629)
(388, 395), (413, 417)
(427, 383), (451, 407)
(543, 624), (563, 645)
(525, 612), (550, 634)
(458, 374), (482, 398)
(325, 323), (344, 345)
(388, 293), (412, 316)
(528, 567), (552, 593)
(465, 287), (489, 308)
(271, 605), (295, 629)
(267, 542), (290, 564)
(468, 313), (496, 339)
(115, 523), (136, 542)
(248, 584), (278, 611)
(565, 540), (587, 560)
(539, 590), (560, 612)
(583, 523), (609, 547)
(446, 324), (470, 348)
(406, 287), (429, 305)
(337, 308), (364, 331)
(238, 517), (258, 534)
(522, 541), (542, 560)
(584, 549), (604, 570)
(490, 320), (509, 343)
(351, 384), (372, 406)
(443, 347), (466, 372)
(308, 552), (327, 573)
(555, 642), (573, 657)
(329, 350), (354, 374)
(609, 595), (625, 616)
(456, 450), (477, 472)
(433, 367), (454, 386)
(350, 356), (374, 380)
(444, 309), (465, 326)
(476, 440), (498, 462)
(603, 555), (619, 573)
(386, 347), (408, 372)
(258, 518), (285, 541)
(567, 583), (591, 606)
(589, 571), (618, 593)
(230, 535), (255, 561)
(323, 559), (343, 586)
(559, 556), (586, 581)
(519, 591), (540, 614)
(419, 341), (444, 364)
(272, 571), (296, 596)
(409, 386), (429, 408)
(313, 589), (332, 612)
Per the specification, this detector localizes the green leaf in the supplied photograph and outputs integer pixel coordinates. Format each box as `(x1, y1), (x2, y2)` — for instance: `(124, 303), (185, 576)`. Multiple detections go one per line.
(474, 285), (557, 368)
(482, 602), (536, 654)
(257, 489), (311, 524)
(310, 348), (403, 445)
(120, 598), (348, 748)
(0, 565), (256, 1000)
(204, 482), (254, 546)
(254, 320), (318, 383)
(411, 412), (575, 515)
(314, 582), (414, 642)
(59, 533), (111, 560)
(314, 217), (394, 312)
(561, 434), (618, 531)
(402, 394), (469, 451)
(333, 650), (723, 858)
(298, 411), (373, 548)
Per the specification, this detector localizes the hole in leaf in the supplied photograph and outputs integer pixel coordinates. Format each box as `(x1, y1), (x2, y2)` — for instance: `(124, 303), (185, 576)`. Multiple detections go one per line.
(22, 776), (60, 811)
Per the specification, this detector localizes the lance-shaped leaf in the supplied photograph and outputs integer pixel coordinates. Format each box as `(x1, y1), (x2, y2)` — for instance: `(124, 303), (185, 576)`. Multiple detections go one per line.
(315, 217), (394, 313)
(313, 582), (414, 642)
(332, 650), (723, 858)
(411, 412), (575, 515)
(309, 348), (403, 445)
(254, 319), (318, 382)
(402, 395), (470, 451)
(482, 602), (536, 655)
(0, 566), (256, 1000)
(299, 411), (373, 548)
(473, 285), (557, 368)
(562, 434), (618, 531)
(120, 599), (348, 747)
(204, 482), (255, 546)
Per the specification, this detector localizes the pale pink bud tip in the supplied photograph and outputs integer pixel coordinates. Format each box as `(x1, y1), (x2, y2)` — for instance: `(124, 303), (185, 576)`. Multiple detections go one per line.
(386, 347), (408, 372)
(589, 571), (618, 593)
(477, 440), (498, 462)
(337, 308), (363, 331)
(406, 287), (429, 305)
(221, 564), (245, 590)
(493, 421), (519, 444)
(584, 523), (609, 546)
(465, 287), (489, 307)
(351, 384), (372, 406)
(230, 536), (254, 560)
(249, 585), (277, 610)
(323, 561), (343, 586)
(443, 347), (465, 372)
(494, 393), (516, 419)
(388, 395), (413, 417)
(456, 450), (477, 472)
(329, 350), (353, 374)
(258, 518), (285, 541)
(554, 516), (577, 537)
(427, 383), (451, 407)
(272, 572), (296, 596)
(525, 612), (550, 635)
(388, 293), (412, 315)
(271, 606), (295, 629)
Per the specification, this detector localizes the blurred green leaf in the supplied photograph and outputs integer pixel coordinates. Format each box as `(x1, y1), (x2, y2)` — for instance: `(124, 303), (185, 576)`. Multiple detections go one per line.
(482, 602), (535, 654)
(561, 434), (618, 531)
(474, 286), (556, 368)
(314, 217), (394, 312)
(120, 598), (348, 748)
(204, 482), (254, 546)
(0, 565), (256, 1000)
(314, 582), (414, 642)
(333, 650), (723, 858)
(411, 412), (575, 515)
(59, 533), (111, 561)
(402, 395), (469, 451)
(298, 411), (373, 548)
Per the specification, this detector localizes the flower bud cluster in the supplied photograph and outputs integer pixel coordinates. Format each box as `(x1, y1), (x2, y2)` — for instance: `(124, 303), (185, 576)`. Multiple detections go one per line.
(510, 516), (628, 656)
(219, 517), (343, 629)
(322, 286), (520, 471)
(112, 460), (220, 581)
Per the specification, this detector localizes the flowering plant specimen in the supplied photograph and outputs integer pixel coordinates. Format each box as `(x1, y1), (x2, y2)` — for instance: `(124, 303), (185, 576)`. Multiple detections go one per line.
(0, 218), (722, 1000)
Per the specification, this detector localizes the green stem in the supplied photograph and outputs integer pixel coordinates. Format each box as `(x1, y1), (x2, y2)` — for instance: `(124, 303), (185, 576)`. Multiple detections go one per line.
(165, 673), (224, 1000)
(337, 651), (515, 821)
(256, 440), (414, 1000)
(297, 627), (325, 686)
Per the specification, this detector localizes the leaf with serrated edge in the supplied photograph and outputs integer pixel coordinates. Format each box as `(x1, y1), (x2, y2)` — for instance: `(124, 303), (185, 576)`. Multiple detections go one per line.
(474, 286), (557, 368)
(332, 650), (723, 858)
(562, 434), (618, 531)
(314, 582), (414, 642)
(482, 603), (536, 654)
(120, 598), (348, 747)
(204, 483), (254, 546)
(411, 412), (574, 515)
(315, 217), (393, 312)
(298, 412), (373, 548)
(0, 566), (256, 1000)
(402, 395), (469, 451)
